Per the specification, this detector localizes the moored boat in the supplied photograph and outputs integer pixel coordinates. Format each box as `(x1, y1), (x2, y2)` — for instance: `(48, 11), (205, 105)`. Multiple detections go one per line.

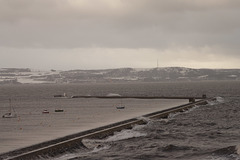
(55, 109), (64, 112)
(42, 109), (49, 114)
(2, 99), (17, 118)
(116, 106), (125, 109)
(2, 112), (17, 118)
(116, 99), (125, 109)
(54, 93), (67, 98)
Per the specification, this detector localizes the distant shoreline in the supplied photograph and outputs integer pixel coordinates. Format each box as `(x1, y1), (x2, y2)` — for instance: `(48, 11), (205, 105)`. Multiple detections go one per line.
(1, 67), (240, 84)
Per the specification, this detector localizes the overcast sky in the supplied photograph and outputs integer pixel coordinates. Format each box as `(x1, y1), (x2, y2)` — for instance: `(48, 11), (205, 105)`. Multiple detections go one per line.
(0, 0), (240, 70)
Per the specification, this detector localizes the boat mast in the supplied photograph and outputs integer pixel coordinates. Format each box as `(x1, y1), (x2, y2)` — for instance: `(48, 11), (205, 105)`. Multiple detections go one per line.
(9, 98), (16, 113)
(9, 99), (12, 113)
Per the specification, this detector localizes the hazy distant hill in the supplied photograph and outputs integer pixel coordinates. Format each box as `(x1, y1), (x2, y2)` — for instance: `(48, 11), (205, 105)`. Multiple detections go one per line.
(0, 67), (240, 84)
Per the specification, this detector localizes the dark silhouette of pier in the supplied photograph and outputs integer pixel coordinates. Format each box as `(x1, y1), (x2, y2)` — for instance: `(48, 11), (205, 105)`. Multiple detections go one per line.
(70, 94), (207, 102)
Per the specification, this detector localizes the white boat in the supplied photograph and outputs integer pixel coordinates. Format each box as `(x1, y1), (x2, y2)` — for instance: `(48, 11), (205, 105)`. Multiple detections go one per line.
(42, 109), (50, 114)
(2, 99), (17, 118)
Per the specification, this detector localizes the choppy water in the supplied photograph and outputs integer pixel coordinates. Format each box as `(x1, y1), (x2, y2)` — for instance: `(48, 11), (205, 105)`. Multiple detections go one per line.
(1, 81), (240, 160)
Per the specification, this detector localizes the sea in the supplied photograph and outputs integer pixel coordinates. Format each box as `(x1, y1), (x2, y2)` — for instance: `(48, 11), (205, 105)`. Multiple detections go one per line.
(0, 81), (240, 160)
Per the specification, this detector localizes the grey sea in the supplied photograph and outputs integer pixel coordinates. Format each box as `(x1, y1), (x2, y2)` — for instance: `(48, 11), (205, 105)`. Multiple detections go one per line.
(0, 81), (240, 160)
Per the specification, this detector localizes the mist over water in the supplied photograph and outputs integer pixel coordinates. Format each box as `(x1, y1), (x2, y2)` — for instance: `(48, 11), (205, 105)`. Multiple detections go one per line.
(0, 81), (240, 160)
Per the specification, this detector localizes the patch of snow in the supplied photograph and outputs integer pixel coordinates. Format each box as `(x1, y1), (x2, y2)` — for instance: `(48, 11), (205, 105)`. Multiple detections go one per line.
(177, 77), (189, 79)
(107, 77), (125, 80)
(17, 77), (53, 84)
(106, 93), (121, 97)
(228, 75), (237, 78)
(132, 68), (152, 72)
(91, 72), (106, 75)
(197, 75), (208, 79)
(179, 68), (189, 75)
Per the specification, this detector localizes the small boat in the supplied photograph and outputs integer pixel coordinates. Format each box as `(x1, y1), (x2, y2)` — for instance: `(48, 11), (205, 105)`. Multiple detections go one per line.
(116, 106), (125, 109)
(2, 99), (17, 118)
(55, 109), (64, 112)
(42, 109), (49, 114)
(116, 99), (125, 109)
(54, 93), (67, 98)
(2, 112), (17, 118)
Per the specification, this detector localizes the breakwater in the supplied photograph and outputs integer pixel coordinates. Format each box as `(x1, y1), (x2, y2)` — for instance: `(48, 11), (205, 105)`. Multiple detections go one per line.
(0, 97), (214, 160)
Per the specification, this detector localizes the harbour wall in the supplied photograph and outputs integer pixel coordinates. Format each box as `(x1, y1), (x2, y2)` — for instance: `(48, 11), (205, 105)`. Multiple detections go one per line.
(1, 97), (215, 160)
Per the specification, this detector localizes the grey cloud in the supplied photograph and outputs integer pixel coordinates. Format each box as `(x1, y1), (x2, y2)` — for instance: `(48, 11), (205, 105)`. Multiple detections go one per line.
(0, 0), (240, 52)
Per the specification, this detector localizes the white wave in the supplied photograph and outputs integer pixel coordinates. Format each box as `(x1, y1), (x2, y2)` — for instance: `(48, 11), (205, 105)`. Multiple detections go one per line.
(49, 152), (86, 160)
(105, 129), (146, 142)
(157, 118), (169, 123)
(131, 124), (146, 131)
(237, 144), (240, 155)
(136, 116), (151, 123)
(51, 153), (77, 160)
(207, 97), (225, 106)
(210, 155), (240, 160)
(216, 97), (225, 103)
(184, 105), (200, 113)
(81, 126), (146, 155)
(91, 145), (110, 153)
(167, 105), (199, 119)
(82, 139), (104, 149)
(82, 125), (146, 150)
(168, 112), (180, 119)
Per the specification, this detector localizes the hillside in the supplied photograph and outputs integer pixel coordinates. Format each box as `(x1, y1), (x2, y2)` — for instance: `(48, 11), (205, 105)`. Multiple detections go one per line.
(0, 67), (239, 84)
